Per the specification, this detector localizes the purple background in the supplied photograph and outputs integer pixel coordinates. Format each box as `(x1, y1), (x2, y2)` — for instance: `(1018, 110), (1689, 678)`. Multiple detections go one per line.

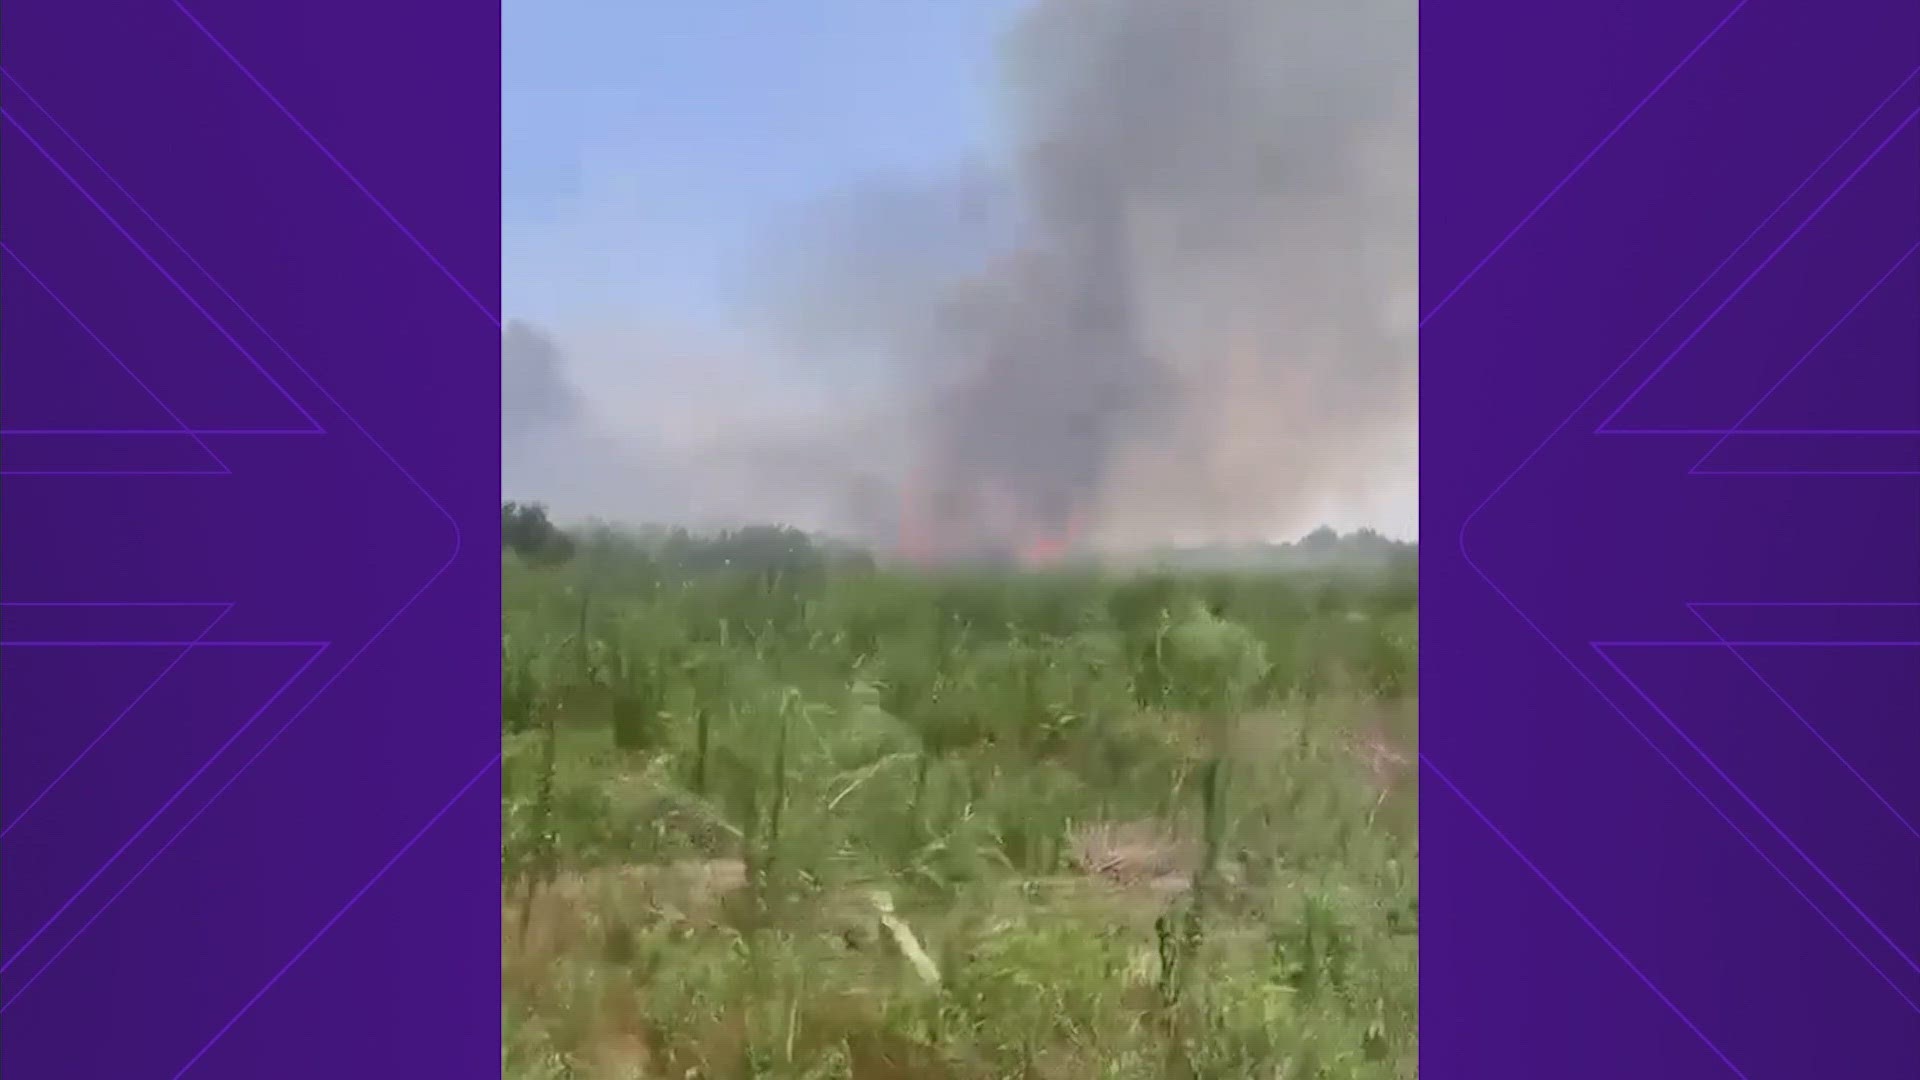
(2, 1), (498, 1076)
(1425, 1), (1919, 1077)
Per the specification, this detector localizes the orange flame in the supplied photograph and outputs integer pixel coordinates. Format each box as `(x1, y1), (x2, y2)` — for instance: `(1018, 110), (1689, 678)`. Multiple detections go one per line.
(898, 466), (1087, 570)
(1018, 508), (1086, 568)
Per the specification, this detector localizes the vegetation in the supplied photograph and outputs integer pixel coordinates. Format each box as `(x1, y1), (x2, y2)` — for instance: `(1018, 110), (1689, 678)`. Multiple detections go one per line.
(503, 509), (1417, 1080)
(505, 501), (579, 568)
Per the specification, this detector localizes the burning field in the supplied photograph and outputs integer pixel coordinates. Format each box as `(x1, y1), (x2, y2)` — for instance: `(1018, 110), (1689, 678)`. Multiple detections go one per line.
(503, 0), (1416, 555)
(502, 0), (1418, 1070)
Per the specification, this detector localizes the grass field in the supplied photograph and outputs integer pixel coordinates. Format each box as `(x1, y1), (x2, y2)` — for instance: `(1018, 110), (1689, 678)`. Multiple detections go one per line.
(502, 532), (1417, 1079)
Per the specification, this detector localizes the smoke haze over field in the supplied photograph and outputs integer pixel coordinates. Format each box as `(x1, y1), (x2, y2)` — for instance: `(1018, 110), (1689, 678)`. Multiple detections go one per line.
(503, 0), (1417, 553)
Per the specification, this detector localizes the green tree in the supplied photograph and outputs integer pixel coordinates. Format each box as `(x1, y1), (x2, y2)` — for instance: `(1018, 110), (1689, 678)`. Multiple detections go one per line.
(502, 501), (575, 567)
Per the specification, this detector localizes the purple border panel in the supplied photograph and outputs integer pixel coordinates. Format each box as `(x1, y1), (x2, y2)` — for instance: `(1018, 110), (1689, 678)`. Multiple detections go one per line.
(2, 1), (499, 1076)
(1425, 1), (1920, 1077)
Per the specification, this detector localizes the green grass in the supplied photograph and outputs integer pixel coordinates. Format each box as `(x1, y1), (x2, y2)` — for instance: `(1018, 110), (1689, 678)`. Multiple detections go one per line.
(503, 549), (1416, 1080)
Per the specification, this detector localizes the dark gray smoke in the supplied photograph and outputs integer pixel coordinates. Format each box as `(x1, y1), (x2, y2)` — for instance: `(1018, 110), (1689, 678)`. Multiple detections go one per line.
(502, 320), (579, 446)
(505, 0), (1417, 551)
(926, 0), (1418, 553)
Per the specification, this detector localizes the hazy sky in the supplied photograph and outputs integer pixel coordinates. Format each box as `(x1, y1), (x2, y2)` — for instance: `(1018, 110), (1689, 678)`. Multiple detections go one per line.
(504, 0), (1023, 324)
(503, 0), (1418, 545)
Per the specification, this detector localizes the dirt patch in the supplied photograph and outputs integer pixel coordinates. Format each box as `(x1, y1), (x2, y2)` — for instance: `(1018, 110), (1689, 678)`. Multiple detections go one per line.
(1348, 731), (1411, 792)
(1066, 819), (1195, 886)
(503, 859), (750, 975)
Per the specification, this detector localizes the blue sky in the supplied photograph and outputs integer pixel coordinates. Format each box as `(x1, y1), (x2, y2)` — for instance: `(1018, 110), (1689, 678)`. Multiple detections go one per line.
(503, 0), (1026, 326)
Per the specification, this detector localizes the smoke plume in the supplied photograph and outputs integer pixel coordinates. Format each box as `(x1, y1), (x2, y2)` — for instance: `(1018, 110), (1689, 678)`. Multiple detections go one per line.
(505, 0), (1417, 554)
